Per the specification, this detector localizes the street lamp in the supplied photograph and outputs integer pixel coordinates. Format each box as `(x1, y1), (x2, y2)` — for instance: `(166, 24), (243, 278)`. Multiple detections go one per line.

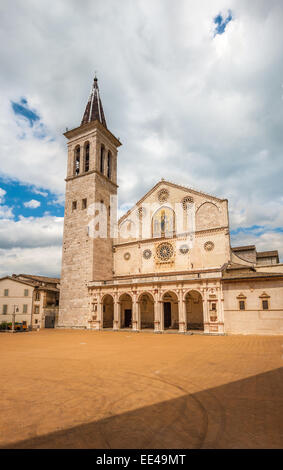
(12, 305), (19, 332)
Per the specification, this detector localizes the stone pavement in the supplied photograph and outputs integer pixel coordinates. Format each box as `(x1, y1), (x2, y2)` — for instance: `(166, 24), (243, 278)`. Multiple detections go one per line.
(0, 330), (282, 448)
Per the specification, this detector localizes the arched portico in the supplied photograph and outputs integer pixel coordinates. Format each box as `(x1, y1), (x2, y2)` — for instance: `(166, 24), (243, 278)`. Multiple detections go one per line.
(119, 293), (133, 329)
(162, 291), (179, 330)
(102, 294), (114, 328)
(185, 290), (204, 331)
(138, 292), (154, 330)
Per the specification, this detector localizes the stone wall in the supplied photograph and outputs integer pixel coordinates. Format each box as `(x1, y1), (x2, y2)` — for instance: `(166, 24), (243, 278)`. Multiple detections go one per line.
(114, 183), (230, 277)
(223, 279), (283, 335)
(0, 278), (34, 327)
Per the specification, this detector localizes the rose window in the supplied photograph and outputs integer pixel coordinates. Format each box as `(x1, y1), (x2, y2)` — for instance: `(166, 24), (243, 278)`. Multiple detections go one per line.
(156, 242), (174, 261)
(158, 189), (169, 203)
(143, 249), (152, 260)
(182, 196), (194, 210)
(179, 244), (189, 254)
(204, 241), (214, 251)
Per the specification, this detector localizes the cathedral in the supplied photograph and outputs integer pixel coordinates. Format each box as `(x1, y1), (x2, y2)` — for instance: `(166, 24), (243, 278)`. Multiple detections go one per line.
(58, 77), (283, 335)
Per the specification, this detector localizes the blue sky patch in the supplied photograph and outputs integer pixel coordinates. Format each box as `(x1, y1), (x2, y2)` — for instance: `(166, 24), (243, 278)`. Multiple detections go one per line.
(11, 98), (40, 126)
(231, 225), (283, 238)
(0, 178), (64, 220)
(214, 10), (233, 36)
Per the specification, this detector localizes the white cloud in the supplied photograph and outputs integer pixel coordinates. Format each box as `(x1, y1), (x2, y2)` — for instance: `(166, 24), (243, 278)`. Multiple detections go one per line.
(0, 187), (14, 219)
(0, 0), (282, 271)
(0, 188), (6, 204)
(0, 215), (63, 276)
(31, 188), (49, 197)
(231, 230), (283, 258)
(23, 199), (41, 209)
(0, 246), (62, 278)
(0, 205), (14, 219)
(0, 100), (66, 197)
(0, 215), (63, 249)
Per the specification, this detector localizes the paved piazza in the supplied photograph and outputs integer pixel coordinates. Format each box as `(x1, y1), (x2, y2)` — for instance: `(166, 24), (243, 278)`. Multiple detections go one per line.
(0, 330), (282, 449)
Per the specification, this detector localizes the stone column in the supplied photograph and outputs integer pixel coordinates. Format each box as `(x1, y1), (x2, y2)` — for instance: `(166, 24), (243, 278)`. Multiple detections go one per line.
(97, 299), (103, 330)
(153, 289), (162, 333)
(137, 301), (141, 330)
(132, 293), (139, 331)
(80, 145), (84, 174)
(153, 300), (160, 332)
(202, 289), (210, 334)
(113, 298), (120, 331)
(178, 290), (186, 333)
(159, 300), (164, 332)
(217, 286), (225, 334)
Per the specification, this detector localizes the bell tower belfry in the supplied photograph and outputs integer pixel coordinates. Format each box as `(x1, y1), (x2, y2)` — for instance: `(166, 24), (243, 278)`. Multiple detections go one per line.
(58, 76), (121, 328)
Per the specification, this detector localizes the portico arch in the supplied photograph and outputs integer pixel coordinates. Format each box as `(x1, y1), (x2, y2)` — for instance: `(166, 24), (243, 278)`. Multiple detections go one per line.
(138, 292), (154, 329)
(119, 293), (133, 328)
(162, 291), (179, 330)
(102, 294), (114, 328)
(185, 290), (204, 331)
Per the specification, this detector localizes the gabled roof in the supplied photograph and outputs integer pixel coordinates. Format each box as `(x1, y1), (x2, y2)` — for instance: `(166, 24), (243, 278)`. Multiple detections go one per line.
(81, 76), (107, 128)
(0, 276), (37, 287)
(223, 271), (283, 280)
(256, 251), (279, 258)
(225, 263), (256, 271)
(0, 275), (60, 292)
(118, 179), (226, 224)
(17, 274), (60, 284)
(232, 245), (256, 252)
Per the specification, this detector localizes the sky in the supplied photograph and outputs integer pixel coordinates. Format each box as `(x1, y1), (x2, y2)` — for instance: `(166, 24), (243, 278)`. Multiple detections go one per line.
(0, 0), (283, 277)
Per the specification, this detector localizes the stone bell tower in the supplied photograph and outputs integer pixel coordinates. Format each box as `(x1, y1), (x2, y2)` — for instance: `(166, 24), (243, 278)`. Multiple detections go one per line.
(58, 76), (122, 328)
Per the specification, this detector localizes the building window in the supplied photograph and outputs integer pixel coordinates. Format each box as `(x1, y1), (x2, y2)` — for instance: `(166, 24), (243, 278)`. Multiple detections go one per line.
(74, 146), (80, 175)
(23, 304), (28, 313)
(24, 289), (29, 296)
(4, 289), (9, 296)
(262, 300), (269, 310)
(34, 306), (40, 314)
(239, 300), (245, 310)
(72, 201), (77, 211)
(211, 303), (217, 311)
(35, 319), (38, 324)
(84, 142), (90, 172)
(82, 198), (87, 209)
(2, 304), (8, 314)
(35, 291), (40, 301)
(100, 145), (105, 173)
(107, 151), (111, 179)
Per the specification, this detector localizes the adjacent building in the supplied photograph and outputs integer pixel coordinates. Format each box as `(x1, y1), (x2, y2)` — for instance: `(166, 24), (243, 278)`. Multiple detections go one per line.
(0, 274), (60, 329)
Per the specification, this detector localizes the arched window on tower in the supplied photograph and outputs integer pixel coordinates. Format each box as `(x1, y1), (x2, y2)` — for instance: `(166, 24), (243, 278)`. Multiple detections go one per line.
(74, 146), (80, 176)
(84, 142), (90, 172)
(100, 145), (105, 174)
(107, 151), (112, 179)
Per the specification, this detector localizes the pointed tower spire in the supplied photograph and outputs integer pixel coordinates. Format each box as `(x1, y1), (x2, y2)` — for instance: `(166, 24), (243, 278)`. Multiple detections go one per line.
(81, 75), (107, 128)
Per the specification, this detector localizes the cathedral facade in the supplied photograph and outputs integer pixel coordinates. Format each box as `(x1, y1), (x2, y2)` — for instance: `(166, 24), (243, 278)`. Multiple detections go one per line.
(58, 77), (283, 335)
